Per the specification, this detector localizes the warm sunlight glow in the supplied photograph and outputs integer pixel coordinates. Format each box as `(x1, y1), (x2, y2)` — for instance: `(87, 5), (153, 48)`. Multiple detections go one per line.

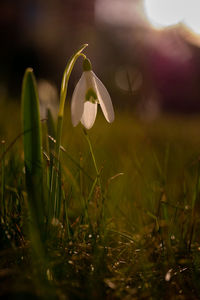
(144, 0), (183, 28)
(184, 0), (200, 34)
(144, 0), (200, 34)
(95, 0), (145, 27)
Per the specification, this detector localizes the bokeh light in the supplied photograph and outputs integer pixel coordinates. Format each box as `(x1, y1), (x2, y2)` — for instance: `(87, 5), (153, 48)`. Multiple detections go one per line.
(143, 0), (183, 29)
(184, 0), (200, 34)
(115, 67), (143, 92)
(143, 0), (200, 35)
(38, 79), (58, 119)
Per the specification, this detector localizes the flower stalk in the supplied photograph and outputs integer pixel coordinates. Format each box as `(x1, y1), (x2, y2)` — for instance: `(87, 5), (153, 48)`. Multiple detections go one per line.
(50, 44), (88, 220)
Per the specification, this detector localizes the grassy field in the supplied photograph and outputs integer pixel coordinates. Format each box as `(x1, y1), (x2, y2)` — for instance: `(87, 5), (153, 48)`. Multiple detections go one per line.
(1, 93), (200, 300)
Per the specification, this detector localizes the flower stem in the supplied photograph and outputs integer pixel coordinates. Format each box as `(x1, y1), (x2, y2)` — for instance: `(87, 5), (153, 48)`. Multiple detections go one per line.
(82, 128), (105, 229)
(50, 44), (88, 221)
(83, 129), (99, 176)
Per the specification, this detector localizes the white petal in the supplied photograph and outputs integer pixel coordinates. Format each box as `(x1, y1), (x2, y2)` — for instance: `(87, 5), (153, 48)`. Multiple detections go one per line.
(84, 71), (96, 90)
(71, 73), (86, 127)
(93, 72), (114, 123)
(81, 101), (97, 129)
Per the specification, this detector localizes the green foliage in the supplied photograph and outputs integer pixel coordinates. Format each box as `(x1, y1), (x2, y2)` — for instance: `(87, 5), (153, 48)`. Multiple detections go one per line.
(2, 98), (200, 298)
(2, 50), (200, 298)
(22, 69), (43, 175)
(21, 68), (45, 257)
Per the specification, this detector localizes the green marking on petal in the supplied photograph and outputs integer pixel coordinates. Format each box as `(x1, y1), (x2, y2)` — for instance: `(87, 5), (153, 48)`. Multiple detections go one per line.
(85, 88), (98, 103)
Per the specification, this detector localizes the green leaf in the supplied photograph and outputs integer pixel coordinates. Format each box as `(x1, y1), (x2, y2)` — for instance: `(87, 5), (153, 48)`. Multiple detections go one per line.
(21, 68), (45, 245)
(22, 68), (43, 174)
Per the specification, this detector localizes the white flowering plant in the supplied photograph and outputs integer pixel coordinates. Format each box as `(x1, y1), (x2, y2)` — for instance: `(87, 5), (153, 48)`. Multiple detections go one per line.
(21, 43), (115, 248)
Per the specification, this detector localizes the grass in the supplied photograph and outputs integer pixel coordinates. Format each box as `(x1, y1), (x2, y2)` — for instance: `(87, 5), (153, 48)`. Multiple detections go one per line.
(1, 95), (200, 299)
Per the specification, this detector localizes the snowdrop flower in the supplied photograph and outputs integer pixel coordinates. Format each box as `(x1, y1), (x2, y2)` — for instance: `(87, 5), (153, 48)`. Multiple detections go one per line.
(71, 58), (114, 129)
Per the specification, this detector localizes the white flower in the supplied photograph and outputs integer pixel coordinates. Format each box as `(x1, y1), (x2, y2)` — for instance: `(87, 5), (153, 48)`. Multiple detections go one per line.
(71, 69), (114, 129)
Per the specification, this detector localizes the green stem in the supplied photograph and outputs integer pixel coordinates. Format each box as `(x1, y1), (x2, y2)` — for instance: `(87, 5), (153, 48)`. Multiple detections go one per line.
(50, 44), (88, 220)
(59, 52), (86, 117)
(83, 129), (99, 175)
(83, 129), (105, 228)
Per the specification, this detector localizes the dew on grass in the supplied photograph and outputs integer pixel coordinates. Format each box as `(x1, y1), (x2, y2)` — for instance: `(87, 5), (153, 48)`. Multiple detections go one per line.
(180, 267), (188, 273)
(165, 269), (172, 282)
(135, 249), (141, 252)
(90, 264), (94, 272)
(46, 268), (53, 281)
(105, 279), (116, 290)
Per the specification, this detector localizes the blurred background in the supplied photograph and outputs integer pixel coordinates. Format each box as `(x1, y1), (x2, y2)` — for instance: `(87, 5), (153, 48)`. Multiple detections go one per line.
(1, 0), (200, 118)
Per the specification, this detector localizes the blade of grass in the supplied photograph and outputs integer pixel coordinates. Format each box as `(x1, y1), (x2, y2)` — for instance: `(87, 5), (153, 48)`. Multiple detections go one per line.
(47, 109), (56, 170)
(48, 134), (93, 181)
(82, 128), (105, 230)
(1, 140), (6, 222)
(188, 158), (200, 250)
